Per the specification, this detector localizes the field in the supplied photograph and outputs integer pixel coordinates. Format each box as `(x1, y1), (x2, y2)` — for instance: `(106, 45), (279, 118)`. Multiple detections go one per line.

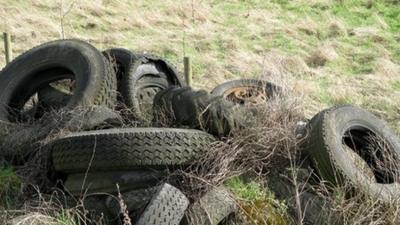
(0, 0), (399, 224)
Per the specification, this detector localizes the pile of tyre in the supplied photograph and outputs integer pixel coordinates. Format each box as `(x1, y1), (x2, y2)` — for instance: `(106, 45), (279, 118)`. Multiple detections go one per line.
(1, 39), (400, 225)
(0, 39), (252, 225)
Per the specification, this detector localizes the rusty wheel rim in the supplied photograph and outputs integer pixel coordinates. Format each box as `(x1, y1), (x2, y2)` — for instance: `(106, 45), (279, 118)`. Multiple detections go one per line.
(223, 86), (267, 105)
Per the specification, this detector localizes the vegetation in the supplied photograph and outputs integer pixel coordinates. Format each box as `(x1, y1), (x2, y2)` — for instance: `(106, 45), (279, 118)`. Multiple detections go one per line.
(0, 167), (21, 209)
(0, 0), (399, 224)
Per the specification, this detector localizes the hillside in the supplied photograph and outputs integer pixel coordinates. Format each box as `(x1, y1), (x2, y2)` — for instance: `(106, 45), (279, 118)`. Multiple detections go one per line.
(0, 0), (399, 127)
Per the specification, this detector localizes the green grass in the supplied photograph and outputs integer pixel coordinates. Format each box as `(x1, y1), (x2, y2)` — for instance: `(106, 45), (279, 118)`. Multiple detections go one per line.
(225, 177), (290, 225)
(225, 177), (268, 201)
(0, 168), (22, 209)
(392, 80), (400, 91)
(56, 212), (79, 225)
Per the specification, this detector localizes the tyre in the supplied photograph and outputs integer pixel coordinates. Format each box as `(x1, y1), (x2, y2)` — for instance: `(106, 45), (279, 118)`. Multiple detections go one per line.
(37, 85), (71, 109)
(65, 106), (123, 131)
(37, 48), (140, 111)
(81, 195), (121, 225)
(105, 186), (160, 214)
(0, 39), (117, 122)
(267, 174), (341, 225)
(103, 48), (141, 103)
(50, 128), (215, 173)
(64, 170), (166, 195)
(153, 86), (194, 126)
(121, 54), (185, 122)
(303, 105), (400, 202)
(0, 106), (121, 160)
(103, 48), (141, 81)
(136, 183), (189, 225)
(181, 187), (236, 225)
(153, 87), (244, 137)
(211, 79), (280, 105)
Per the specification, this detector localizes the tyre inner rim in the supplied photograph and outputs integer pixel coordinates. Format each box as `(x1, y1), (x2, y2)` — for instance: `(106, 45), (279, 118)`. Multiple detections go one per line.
(224, 86), (267, 105)
(137, 84), (167, 121)
(342, 125), (399, 184)
(9, 68), (75, 122)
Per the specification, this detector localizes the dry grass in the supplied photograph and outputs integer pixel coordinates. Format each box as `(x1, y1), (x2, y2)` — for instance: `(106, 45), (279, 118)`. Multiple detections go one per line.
(166, 81), (306, 224)
(0, 1), (398, 131)
(0, 188), (106, 225)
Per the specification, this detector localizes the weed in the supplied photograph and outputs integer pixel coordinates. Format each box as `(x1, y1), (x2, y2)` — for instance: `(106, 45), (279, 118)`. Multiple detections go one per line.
(0, 167), (21, 209)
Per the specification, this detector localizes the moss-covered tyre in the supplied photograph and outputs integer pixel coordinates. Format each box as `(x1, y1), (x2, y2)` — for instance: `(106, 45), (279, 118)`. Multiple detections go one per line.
(181, 187), (236, 225)
(136, 183), (189, 225)
(211, 79), (280, 106)
(0, 39), (117, 122)
(303, 105), (400, 203)
(64, 170), (166, 195)
(121, 54), (185, 122)
(49, 128), (215, 173)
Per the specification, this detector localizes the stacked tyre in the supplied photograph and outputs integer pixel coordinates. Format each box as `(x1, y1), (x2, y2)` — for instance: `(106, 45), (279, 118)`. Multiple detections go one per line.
(0, 39), (241, 225)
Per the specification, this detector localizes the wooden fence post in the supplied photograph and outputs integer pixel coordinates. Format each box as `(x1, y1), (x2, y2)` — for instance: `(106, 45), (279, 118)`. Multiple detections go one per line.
(3, 32), (12, 64)
(184, 56), (192, 87)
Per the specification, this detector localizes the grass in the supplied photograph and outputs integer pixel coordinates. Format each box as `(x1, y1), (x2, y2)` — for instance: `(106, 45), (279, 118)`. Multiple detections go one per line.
(225, 177), (267, 201)
(0, 0), (399, 224)
(0, 167), (21, 209)
(56, 212), (79, 225)
(225, 177), (290, 225)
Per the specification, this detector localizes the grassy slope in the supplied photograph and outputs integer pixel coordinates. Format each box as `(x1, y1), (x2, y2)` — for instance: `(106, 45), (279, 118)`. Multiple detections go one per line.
(0, 0), (399, 124)
(0, 0), (399, 223)
(0, 0), (398, 129)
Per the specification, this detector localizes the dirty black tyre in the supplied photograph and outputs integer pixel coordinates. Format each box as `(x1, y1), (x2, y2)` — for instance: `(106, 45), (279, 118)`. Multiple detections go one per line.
(122, 54), (185, 122)
(303, 105), (400, 202)
(103, 48), (141, 103)
(37, 85), (71, 109)
(153, 87), (243, 137)
(64, 170), (166, 195)
(211, 79), (280, 105)
(50, 128), (215, 173)
(136, 183), (189, 225)
(0, 39), (117, 122)
(64, 105), (123, 130)
(181, 187), (236, 225)
(0, 106), (121, 160)
(105, 186), (161, 215)
(153, 86), (194, 126)
(81, 195), (121, 225)
(37, 48), (139, 110)
(103, 48), (141, 82)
